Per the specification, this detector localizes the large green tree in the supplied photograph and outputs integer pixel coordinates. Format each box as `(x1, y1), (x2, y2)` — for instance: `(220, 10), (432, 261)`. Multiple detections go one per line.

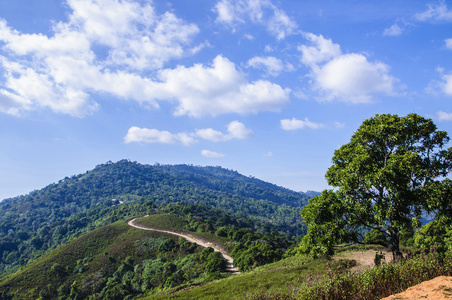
(300, 113), (452, 259)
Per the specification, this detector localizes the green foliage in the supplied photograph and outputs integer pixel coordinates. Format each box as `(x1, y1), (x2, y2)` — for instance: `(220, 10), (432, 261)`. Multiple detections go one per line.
(364, 229), (388, 247)
(0, 220), (218, 299)
(200, 247), (215, 262)
(230, 229), (290, 271)
(0, 160), (309, 275)
(205, 252), (227, 274)
(301, 113), (452, 258)
(158, 239), (176, 253)
(297, 251), (452, 300)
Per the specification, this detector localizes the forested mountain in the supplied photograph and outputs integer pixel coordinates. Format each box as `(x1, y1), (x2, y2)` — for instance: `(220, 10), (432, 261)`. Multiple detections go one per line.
(0, 160), (310, 276)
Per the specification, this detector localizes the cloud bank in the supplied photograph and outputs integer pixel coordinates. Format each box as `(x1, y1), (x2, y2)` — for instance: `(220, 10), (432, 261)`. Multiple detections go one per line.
(0, 0), (289, 118)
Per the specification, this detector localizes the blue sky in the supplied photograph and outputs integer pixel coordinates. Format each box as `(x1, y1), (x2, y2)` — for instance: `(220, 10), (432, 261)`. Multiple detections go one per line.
(1, 0), (452, 200)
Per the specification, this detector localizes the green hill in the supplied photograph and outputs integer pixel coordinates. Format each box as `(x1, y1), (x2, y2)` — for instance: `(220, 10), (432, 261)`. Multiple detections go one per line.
(0, 210), (296, 300)
(0, 160), (310, 276)
(0, 214), (231, 299)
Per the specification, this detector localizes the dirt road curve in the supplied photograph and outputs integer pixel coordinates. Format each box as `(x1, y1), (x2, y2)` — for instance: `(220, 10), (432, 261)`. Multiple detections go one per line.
(127, 218), (239, 273)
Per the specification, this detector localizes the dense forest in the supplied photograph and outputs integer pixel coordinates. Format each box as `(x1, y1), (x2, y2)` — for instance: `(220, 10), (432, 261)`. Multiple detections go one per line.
(0, 160), (310, 276)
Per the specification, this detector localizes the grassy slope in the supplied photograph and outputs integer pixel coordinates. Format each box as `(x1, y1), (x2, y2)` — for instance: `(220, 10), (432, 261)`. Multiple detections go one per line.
(135, 214), (234, 252)
(0, 221), (173, 299)
(0, 213), (238, 299)
(147, 255), (331, 300)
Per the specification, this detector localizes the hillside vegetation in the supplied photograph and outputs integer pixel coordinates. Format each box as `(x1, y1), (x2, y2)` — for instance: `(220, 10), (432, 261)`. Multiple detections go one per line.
(0, 208), (295, 300)
(0, 218), (228, 299)
(0, 160), (309, 276)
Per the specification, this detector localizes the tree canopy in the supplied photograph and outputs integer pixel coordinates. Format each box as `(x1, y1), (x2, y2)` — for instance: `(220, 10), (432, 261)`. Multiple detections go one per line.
(300, 113), (452, 259)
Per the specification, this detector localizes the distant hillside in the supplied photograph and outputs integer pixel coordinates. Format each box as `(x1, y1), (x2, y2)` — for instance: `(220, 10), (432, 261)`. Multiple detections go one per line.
(0, 160), (310, 276)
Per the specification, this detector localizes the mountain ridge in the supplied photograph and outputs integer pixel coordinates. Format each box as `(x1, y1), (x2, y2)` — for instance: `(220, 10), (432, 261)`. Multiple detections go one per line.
(0, 159), (311, 276)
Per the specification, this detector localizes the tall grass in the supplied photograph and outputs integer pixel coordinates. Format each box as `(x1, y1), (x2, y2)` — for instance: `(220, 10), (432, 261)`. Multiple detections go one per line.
(294, 251), (452, 300)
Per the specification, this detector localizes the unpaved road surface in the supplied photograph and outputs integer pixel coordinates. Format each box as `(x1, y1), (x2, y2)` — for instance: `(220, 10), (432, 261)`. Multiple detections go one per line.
(334, 249), (403, 272)
(127, 218), (239, 273)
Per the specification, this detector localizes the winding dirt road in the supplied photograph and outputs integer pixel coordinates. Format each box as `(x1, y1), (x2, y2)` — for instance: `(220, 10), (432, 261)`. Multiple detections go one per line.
(127, 218), (239, 273)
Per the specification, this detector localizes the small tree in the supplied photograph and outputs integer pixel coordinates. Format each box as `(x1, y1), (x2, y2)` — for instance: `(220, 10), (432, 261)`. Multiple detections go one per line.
(300, 113), (452, 260)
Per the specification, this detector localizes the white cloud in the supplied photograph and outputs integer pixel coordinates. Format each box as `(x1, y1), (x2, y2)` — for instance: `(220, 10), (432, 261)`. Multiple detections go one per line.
(201, 150), (225, 158)
(124, 127), (196, 146)
(436, 111), (452, 121)
(264, 151), (273, 157)
(299, 33), (397, 103)
(66, 0), (199, 70)
(0, 0), (200, 116)
(227, 120), (253, 139)
(280, 118), (325, 130)
(0, 1), (289, 118)
(247, 56), (284, 76)
(383, 24), (403, 36)
(125, 121), (252, 145)
(298, 33), (341, 66)
(214, 0), (297, 40)
(446, 38), (452, 49)
(152, 55), (290, 117)
(196, 120), (253, 142)
(415, 1), (452, 22)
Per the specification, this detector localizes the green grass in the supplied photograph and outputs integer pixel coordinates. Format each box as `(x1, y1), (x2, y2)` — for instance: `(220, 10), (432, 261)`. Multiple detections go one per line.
(143, 246), (452, 300)
(136, 214), (188, 230)
(146, 254), (333, 299)
(134, 214), (234, 252)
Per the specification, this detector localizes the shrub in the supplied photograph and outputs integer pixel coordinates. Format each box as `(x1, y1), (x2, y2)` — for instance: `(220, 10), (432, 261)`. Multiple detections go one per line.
(158, 238), (176, 253)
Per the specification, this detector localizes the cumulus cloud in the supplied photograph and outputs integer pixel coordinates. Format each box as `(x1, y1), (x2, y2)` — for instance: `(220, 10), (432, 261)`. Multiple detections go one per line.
(196, 121), (253, 142)
(247, 56), (284, 76)
(299, 33), (341, 66)
(214, 0), (297, 40)
(280, 118), (325, 130)
(415, 1), (452, 22)
(0, 0), (200, 117)
(299, 33), (397, 103)
(151, 55), (290, 117)
(201, 150), (225, 158)
(0, 1), (289, 118)
(436, 111), (452, 121)
(124, 127), (196, 146)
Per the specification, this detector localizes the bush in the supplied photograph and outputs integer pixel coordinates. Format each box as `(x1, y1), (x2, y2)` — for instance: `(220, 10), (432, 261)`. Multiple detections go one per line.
(205, 252), (227, 273)
(158, 238), (176, 253)
(200, 247), (214, 262)
(364, 229), (388, 247)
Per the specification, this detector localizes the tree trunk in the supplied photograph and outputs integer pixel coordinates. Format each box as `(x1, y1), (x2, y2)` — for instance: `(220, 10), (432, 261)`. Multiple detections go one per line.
(388, 229), (403, 262)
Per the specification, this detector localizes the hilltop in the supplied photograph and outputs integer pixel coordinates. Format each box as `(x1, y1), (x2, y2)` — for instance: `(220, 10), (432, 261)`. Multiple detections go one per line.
(0, 160), (310, 276)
